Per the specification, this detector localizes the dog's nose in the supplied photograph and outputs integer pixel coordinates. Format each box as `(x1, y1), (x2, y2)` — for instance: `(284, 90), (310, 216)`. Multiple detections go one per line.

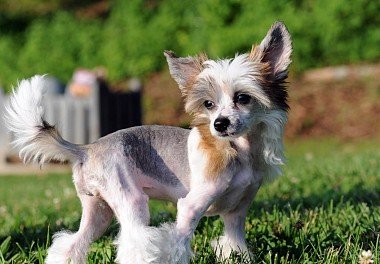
(214, 117), (230, 132)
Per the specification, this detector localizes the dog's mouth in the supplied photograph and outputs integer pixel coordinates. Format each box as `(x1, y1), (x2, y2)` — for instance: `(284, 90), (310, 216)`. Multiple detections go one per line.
(211, 122), (247, 139)
(221, 131), (235, 137)
(219, 123), (248, 138)
(217, 131), (239, 139)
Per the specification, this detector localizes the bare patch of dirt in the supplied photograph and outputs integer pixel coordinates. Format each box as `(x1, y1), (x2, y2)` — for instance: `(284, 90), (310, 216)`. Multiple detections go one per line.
(143, 70), (190, 127)
(287, 64), (380, 139)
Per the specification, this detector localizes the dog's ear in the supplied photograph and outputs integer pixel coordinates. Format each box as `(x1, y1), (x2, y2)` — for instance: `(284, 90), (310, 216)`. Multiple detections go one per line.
(164, 51), (206, 94)
(252, 21), (292, 77)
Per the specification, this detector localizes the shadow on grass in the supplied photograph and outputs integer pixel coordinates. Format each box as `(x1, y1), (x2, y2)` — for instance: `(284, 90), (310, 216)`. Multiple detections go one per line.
(0, 218), (120, 260)
(246, 183), (380, 262)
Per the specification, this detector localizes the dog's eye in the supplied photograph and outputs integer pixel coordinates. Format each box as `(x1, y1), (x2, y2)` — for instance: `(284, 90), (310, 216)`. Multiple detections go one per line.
(235, 94), (251, 105)
(203, 100), (215, 109)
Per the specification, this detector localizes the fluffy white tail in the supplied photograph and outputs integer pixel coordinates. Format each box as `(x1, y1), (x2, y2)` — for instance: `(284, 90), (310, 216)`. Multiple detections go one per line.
(4, 75), (85, 164)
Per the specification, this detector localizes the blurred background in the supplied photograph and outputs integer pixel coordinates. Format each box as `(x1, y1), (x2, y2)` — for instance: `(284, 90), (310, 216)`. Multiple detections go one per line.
(0, 0), (379, 163)
(0, 1), (380, 262)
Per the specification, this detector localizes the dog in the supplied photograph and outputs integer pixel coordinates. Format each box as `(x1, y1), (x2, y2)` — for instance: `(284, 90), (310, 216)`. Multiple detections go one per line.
(5, 21), (292, 263)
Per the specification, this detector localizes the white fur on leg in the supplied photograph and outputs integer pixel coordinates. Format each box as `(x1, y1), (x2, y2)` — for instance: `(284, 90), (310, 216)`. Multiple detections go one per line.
(46, 231), (89, 264)
(211, 235), (251, 261)
(115, 223), (192, 264)
(146, 223), (192, 264)
(115, 225), (152, 264)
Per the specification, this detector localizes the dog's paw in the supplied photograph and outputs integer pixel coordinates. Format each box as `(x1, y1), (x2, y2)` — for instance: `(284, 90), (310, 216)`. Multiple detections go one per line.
(45, 231), (88, 264)
(211, 236), (252, 263)
(115, 224), (192, 264)
(115, 226), (151, 264)
(146, 223), (192, 264)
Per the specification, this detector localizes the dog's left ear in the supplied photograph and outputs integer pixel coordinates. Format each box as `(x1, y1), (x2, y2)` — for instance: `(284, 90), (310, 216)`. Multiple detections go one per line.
(252, 21), (292, 77)
(164, 51), (206, 94)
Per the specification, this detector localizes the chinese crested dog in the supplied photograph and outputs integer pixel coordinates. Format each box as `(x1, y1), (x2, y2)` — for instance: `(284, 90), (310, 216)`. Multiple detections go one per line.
(5, 21), (292, 263)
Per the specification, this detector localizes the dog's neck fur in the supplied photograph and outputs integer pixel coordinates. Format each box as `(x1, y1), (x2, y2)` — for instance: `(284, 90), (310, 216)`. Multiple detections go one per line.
(196, 124), (237, 180)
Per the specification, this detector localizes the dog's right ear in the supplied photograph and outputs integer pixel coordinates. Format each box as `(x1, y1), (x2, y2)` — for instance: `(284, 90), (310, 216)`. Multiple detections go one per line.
(164, 51), (206, 94)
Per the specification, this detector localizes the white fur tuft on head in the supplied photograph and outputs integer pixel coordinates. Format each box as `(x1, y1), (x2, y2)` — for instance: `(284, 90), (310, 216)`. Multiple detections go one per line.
(198, 54), (271, 107)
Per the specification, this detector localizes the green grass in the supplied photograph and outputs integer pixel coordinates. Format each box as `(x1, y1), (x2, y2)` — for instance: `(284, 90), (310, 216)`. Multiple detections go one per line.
(0, 139), (379, 263)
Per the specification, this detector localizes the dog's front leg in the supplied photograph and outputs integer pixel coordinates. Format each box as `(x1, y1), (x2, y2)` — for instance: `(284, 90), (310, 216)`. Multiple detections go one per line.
(176, 184), (222, 236)
(212, 183), (260, 261)
(145, 127), (234, 263)
(146, 182), (227, 264)
(175, 128), (233, 238)
(170, 181), (228, 263)
(212, 203), (252, 262)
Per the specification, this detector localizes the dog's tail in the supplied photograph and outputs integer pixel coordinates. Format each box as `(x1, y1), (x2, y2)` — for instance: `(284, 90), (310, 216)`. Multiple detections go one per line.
(4, 75), (85, 164)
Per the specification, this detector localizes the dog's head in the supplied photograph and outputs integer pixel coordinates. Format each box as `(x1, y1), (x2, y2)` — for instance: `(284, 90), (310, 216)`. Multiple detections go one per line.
(165, 21), (292, 140)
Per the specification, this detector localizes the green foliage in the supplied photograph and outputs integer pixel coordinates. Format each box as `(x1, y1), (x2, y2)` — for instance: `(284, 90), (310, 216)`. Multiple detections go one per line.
(0, 139), (379, 263)
(0, 0), (379, 90)
(18, 12), (103, 81)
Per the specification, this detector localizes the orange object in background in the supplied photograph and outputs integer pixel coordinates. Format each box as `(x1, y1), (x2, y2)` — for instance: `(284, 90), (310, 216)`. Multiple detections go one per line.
(68, 69), (97, 97)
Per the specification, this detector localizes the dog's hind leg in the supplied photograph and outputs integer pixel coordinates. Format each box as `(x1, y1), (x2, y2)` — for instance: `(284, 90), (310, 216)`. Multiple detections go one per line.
(111, 192), (151, 264)
(98, 166), (152, 264)
(45, 194), (113, 264)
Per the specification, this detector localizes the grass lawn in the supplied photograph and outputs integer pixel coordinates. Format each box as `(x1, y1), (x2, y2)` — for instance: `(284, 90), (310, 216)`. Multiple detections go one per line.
(0, 138), (379, 263)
